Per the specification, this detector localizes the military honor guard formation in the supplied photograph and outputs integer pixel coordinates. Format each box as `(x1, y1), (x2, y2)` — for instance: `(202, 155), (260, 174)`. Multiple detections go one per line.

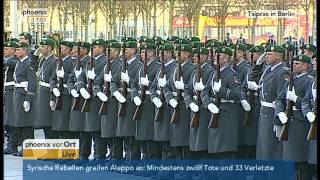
(3, 32), (317, 179)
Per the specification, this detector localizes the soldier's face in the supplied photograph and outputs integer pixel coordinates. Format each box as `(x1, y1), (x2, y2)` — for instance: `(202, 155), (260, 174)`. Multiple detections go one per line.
(4, 47), (15, 57)
(293, 61), (308, 74)
(124, 48), (136, 59)
(180, 51), (190, 62)
(305, 50), (314, 58)
(266, 52), (280, 65)
(109, 48), (119, 59)
(60, 45), (71, 56)
(19, 36), (29, 44)
(200, 54), (208, 64)
(162, 51), (172, 61)
(215, 53), (229, 66)
(79, 47), (88, 57)
(141, 50), (153, 62)
(235, 50), (244, 61)
(252, 52), (262, 62)
(92, 45), (103, 56)
(15, 48), (28, 58)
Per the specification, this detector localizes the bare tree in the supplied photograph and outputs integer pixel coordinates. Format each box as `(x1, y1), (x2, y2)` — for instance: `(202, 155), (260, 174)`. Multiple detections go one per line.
(265, 0), (299, 44)
(299, 0), (313, 41)
(176, 0), (204, 38)
(204, 0), (237, 41)
(244, 0), (265, 43)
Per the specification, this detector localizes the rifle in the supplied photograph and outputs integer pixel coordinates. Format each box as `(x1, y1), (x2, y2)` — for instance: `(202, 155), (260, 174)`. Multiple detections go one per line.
(54, 45), (63, 110)
(279, 50), (293, 141)
(71, 41), (81, 111)
(117, 42), (127, 117)
(243, 52), (254, 126)
(133, 46), (148, 120)
(190, 46), (201, 128)
(154, 49), (165, 121)
(210, 46), (214, 67)
(98, 45), (111, 115)
(208, 52), (221, 128)
(81, 48), (95, 112)
(170, 43), (182, 124)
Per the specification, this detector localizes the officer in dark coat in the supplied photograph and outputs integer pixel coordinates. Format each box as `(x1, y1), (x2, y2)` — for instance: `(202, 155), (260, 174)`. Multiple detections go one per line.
(185, 47), (213, 159)
(3, 41), (19, 154)
(275, 54), (314, 180)
(93, 41), (123, 160)
(230, 43), (251, 159)
(201, 46), (241, 159)
(49, 41), (74, 139)
(67, 42), (91, 159)
(11, 42), (37, 156)
(78, 39), (108, 160)
(163, 43), (196, 159)
(254, 45), (288, 160)
(33, 38), (58, 139)
(240, 45), (265, 159)
(150, 43), (176, 160)
(110, 40), (142, 160)
(301, 77), (317, 180)
(132, 42), (161, 159)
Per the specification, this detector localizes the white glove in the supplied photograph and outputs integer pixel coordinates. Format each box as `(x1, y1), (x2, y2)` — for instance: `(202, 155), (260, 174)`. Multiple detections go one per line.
(277, 112), (288, 124)
(247, 81), (258, 91)
(23, 101), (30, 112)
(70, 89), (79, 98)
(208, 103), (219, 114)
(189, 102), (199, 112)
(52, 88), (61, 97)
(49, 100), (55, 111)
(169, 99), (178, 108)
(34, 47), (42, 56)
(104, 71), (112, 82)
(286, 87), (298, 102)
(74, 67), (82, 78)
(195, 78), (205, 91)
(152, 97), (163, 108)
(133, 96), (142, 106)
(213, 79), (222, 93)
(140, 74), (150, 86)
(274, 125), (282, 138)
(56, 67), (65, 78)
(97, 92), (108, 102)
(80, 88), (90, 99)
(256, 52), (267, 65)
(306, 112), (316, 123)
(241, 100), (251, 112)
(121, 70), (130, 83)
(158, 75), (167, 87)
(87, 68), (96, 80)
(174, 77), (184, 90)
(113, 91), (126, 103)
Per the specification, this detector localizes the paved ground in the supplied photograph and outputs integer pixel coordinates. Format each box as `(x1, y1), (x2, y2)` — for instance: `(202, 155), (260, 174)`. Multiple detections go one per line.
(4, 129), (152, 180)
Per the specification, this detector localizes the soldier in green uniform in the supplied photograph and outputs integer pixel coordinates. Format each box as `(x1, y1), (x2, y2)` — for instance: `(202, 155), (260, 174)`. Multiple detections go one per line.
(275, 54), (314, 179)
(163, 43), (196, 159)
(132, 43), (161, 159)
(254, 45), (288, 160)
(11, 42), (37, 156)
(150, 43), (177, 160)
(301, 44), (317, 77)
(240, 45), (265, 159)
(67, 42), (91, 159)
(185, 46), (214, 159)
(110, 40), (141, 160)
(78, 39), (108, 160)
(49, 41), (74, 139)
(302, 77), (317, 180)
(93, 41), (124, 160)
(3, 41), (19, 154)
(33, 38), (58, 139)
(231, 43), (252, 159)
(201, 46), (241, 159)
